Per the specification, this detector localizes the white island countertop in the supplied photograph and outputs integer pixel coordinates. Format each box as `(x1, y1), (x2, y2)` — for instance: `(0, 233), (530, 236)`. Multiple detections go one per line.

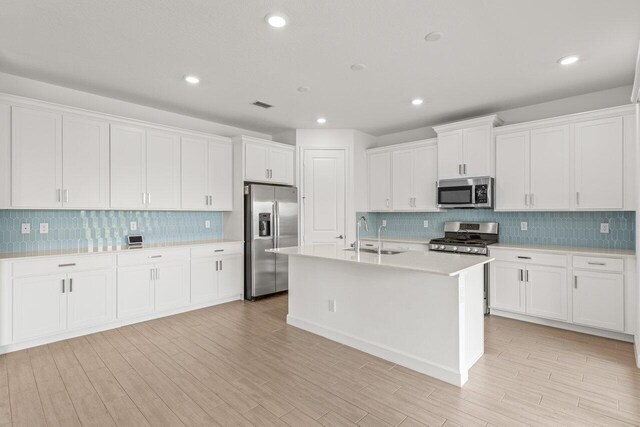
(267, 244), (493, 276)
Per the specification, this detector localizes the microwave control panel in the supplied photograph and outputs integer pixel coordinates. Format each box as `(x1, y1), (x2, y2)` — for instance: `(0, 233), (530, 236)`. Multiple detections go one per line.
(475, 185), (489, 204)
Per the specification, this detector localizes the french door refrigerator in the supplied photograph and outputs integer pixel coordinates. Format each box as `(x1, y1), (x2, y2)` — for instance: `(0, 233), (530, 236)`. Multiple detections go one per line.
(244, 184), (298, 299)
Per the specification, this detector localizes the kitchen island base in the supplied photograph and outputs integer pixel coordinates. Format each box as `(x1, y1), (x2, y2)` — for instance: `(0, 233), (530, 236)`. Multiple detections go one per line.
(286, 255), (485, 387)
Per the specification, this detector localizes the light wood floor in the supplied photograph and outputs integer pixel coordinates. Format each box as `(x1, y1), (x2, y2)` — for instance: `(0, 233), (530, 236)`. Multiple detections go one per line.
(1, 294), (639, 426)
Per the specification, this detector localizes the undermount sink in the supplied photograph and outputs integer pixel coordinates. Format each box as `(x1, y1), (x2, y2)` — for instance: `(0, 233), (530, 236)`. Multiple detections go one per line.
(344, 248), (405, 255)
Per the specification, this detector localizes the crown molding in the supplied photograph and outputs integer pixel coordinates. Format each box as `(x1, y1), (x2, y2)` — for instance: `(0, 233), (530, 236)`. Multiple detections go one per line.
(432, 114), (503, 134)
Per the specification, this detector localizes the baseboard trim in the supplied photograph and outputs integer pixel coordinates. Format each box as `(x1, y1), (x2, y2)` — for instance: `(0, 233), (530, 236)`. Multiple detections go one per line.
(490, 309), (634, 342)
(287, 314), (467, 387)
(0, 294), (242, 355)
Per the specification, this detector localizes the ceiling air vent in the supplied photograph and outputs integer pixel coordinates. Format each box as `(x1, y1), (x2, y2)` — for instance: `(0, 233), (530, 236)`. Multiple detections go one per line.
(252, 100), (273, 109)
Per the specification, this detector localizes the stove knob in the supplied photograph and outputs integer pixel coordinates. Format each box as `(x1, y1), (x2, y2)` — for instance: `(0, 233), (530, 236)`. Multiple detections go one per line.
(465, 247), (471, 252)
(439, 245), (445, 250)
(471, 248), (478, 253)
(452, 246), (458, 251)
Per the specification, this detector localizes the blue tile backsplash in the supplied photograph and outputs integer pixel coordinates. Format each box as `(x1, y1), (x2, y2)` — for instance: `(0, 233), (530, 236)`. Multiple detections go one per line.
(357, 210), (635, 250)
(0, 210), (223, 253)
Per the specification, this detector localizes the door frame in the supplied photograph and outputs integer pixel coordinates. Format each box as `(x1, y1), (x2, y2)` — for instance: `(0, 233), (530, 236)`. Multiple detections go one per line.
(297, 143), (353, 246)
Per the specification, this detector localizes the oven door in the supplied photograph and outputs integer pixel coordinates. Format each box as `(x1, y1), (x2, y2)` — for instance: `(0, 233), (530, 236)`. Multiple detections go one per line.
(437, 184), (474, 208)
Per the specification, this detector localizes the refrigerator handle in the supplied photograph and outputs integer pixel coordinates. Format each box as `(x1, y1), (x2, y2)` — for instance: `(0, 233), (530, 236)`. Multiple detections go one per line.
(274, 200), (280, 248)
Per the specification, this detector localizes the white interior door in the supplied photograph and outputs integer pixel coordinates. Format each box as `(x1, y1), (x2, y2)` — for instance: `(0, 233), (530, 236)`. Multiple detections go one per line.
(11, 106), (63, 208)
(530, 126), (571, 210)
(303, 149), (346, 244)
(181, 136), (209, 210)
(62, 115), (110, 208)
(392, 149), (413, 210)
(110, 124), (146, 209)
(209, 140), (233, 210)
(495, 132), (529, 210)
(146, 130), (181, 209)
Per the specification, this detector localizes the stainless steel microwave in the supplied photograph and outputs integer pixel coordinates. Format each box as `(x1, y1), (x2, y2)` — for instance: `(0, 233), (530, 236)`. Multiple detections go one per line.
(437, 177), (493, 209)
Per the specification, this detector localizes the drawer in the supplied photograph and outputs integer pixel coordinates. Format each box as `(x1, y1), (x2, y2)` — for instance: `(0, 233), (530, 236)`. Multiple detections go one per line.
(191, 243), (243, 258)
(117, 248), (190, 267)
(573, 256), (624, 272)
(489, 249), (567, 267)
(12, 254), (115, 277)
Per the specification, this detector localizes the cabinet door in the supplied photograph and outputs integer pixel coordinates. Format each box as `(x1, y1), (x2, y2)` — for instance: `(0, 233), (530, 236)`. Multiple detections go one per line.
(146, 130), (181, 209)
(155, 261), (190, 312)
(437, 131), (463, 179)
(13, 274), (67, 342)
(244, 143), (270, 182)
(368, 151), (391, 210)
(269, 147), (294, 184)
(573, 271), (624, 331)
(462, 125), (491, 177)
(574, 117), (623, 209)
(110, 124), (146, 209)
(530, 126), (570, 210)
(391, 149), (413, 210)
(525, 265), (568, 321)
(209, 140), (233, 211)
(412, 145), (438, 210)
(218, 254), (244, 299)
(181, 136), (209, 210)
(67, 269), (115, 330)
(190, 257), (218, 304)
(490, 261), (525, 313)
(11, 106), (62, 208)
(495, 132), (529, 210)
(62, 115), (110, 208)
(117, 265), (154, 319)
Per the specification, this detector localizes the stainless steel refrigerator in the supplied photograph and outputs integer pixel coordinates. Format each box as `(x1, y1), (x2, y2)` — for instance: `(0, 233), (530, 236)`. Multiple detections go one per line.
(244, 184), (298, 299)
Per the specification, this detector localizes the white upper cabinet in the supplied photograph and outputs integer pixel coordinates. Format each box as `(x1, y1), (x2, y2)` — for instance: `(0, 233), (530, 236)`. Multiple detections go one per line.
(239, 137), (295, 185)
(146, 130), (181, 210)
(11, 106), (63, 208)
(389, 142), (438, 211)
(181, 136), (233, 211)
(496, 125), (570, 211)
(367, 151), (391, 211)
(574, 117), (623, 210)
(110, 124), (147, 209)
(434, 116), (501, 180)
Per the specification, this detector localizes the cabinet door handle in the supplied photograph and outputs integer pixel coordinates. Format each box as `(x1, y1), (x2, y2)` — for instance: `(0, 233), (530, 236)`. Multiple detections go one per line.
(519, 269), (523, 281)
(156, 268), (160, 280)
(215, 261), (219, 271)
(530, 193), (534, 206)
(69, 278), (73, 292)
(266, 169), (269, 179)
(458, 164), (462, 175)
(220, 260), (223, 271)
(64, 189), (69, 203)
(517, 256), (531, 260)
(385, 198), (390, 208)
(148, 193), (151, 205)
(524, 194), (529, 207)
(209, 195), (213, 205)
(143, 192), (147, 204)
(150, 269), (154, 280)
(525, 270), (529, 282)
(58, 263), (76, 267)
(214, 249), (225, 252)
(588, 262), (606, 266)
(576, 192), (580, 206)
(62, 279), (65, 293)
(574, 276), (578, 288)
(149, 255), (162, 258)
(463, 164), (467, 175)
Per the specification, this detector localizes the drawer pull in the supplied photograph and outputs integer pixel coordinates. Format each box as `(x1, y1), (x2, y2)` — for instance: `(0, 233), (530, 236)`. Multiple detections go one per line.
(574, 276), (578, 288)
(149, 255), (162, 258)
(587, 262), (606, 266)
(214, 249), (225, 252)
(517, 256), (531, 260)
(58, 263), (76, 267)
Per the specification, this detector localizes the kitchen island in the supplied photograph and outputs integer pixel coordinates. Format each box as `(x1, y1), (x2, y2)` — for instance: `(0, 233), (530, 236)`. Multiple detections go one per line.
(267, 244), (494, 386)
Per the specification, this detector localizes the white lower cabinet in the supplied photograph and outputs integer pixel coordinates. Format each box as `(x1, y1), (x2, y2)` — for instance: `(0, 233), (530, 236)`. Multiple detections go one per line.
(154, 261), (190, 312)
(573, 270), (624, 332)
(218, 255), (244, 299)
(191, 251), (243, 304)
(525, 265), (568, 321)
(117, 265), (155, 319)
(489, 261), (525, 314)
(13, 267), (116, 343)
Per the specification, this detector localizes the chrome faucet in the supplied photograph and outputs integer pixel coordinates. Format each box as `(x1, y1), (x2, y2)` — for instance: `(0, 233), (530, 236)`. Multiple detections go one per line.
(377, 224), (386, 255)
(354, 215), (369, 253)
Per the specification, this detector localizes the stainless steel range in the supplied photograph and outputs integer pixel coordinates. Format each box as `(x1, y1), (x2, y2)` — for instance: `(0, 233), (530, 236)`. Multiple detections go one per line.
(429, 221), (499, 255)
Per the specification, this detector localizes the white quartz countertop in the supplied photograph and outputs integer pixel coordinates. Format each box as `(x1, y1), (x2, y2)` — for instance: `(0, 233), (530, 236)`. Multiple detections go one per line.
(360, 236), (430, 244)
(0, 239), (244, 261)
(490, 243), (635, 258)
(267, 244), (493, 276)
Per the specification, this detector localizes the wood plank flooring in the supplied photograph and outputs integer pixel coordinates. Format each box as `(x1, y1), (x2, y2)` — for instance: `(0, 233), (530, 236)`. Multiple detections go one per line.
(2, 294), (639, 426)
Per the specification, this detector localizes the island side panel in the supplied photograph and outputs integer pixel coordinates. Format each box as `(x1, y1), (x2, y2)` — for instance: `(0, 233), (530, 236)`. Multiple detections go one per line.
(461, 264), (486, 375)
(286, 255), (467, 386)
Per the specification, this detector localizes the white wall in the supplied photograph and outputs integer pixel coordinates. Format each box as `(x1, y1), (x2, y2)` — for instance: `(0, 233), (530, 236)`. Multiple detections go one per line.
(0, 72), (271, 139)
(377, 85), (633, 146)
(272, 130), (297, 145)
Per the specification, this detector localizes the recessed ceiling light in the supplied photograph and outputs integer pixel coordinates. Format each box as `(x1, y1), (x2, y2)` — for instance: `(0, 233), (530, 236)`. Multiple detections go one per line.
(265, 13), (288, 28)
(424, 32), (443, 42)
(558, 55), (579, 65)
(411, 98), (424, 106)
(184, 75), (200, 84)
(350, 63), (367, 71)
(316, 117), (327, 124)
(297, 86), (310, 93)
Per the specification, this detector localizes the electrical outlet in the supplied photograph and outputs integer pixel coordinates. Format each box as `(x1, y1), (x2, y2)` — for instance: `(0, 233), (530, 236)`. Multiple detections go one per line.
(130, 221), (137, 231)
(328, 299), (337, 313)
(600, 223), (610, 234)
(423, 220), (429, 228)
(21, 223), (31, 234)
(520, 222), (528, 231)
(382, 219), (387, 227)
(205, 220), (211, 229)
(39, 223), (49, 234)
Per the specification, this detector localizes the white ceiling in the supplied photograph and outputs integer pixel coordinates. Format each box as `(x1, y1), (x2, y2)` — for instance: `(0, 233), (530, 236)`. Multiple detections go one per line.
(1, 0), (639, 136)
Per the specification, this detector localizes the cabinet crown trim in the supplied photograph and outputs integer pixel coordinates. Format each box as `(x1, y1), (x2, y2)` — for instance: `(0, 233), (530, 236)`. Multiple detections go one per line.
(233, 135), (294, 150)
(433, 114), (503, 134)
(366, 138), (436, 154)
